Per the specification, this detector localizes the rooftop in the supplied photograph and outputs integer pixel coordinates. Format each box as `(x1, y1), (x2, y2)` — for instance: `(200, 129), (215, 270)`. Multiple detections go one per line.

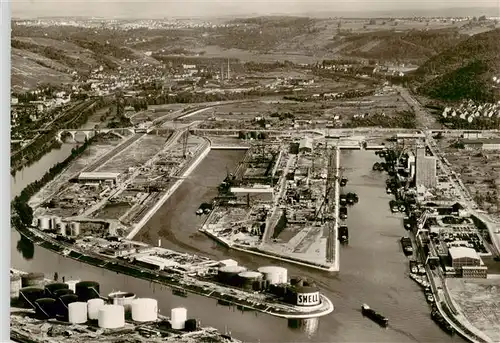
(461, 138), (500, 145)
(78, 172), (121, 179)
(449, 246), (480, 260)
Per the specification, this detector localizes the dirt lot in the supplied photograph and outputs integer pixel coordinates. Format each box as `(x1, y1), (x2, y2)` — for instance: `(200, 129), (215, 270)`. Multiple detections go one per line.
(97, 135), (169, 173)
(94, 202), (131, 220)
(437, 137), (500, 216)
(447, 277), (500, 342)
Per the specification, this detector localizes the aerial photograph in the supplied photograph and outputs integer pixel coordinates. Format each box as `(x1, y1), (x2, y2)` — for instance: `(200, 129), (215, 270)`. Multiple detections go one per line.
(8, 0), (500, 342)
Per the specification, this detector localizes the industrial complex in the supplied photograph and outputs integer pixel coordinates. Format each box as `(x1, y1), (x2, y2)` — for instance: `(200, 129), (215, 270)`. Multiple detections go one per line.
(11, 97), (500, 342)
(10, 269), (239, 343)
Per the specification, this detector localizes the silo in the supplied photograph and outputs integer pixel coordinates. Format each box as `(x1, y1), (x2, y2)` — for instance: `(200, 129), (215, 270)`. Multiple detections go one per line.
(87, 298), (105, 320)
(10, 274), (22, 300)
(258, 266), (288, 285)
(237, 271), (263, 291)
(34, 298), (57, 319)
(53, 289), (74, 298)
(53, 217), (62, 232)
(75, 281), (100, 302)
(131, 298), (158, 322)
(56, 294), (79, 321)
(22, 272), (45, 287)
(58, 222), (67, 236)
(108, 291), (136, 313)
(19, 287), (45, 308)
(184, 319), (198, 331)
(39, 217), (50, 231)
(68, 302), (87, 324)
(70, 222), (81, 236)
(171, 307), (187, 330)
(98, 305), (125, 329)
(217, 265), (247, 286)
(45, 282), (69, 297)
(65, 280), (81, 293)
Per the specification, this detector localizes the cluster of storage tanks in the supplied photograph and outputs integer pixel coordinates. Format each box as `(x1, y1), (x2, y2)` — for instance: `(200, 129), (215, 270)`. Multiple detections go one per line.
(11, 273), (198, 331)
(36, 216), (80, 237)
(216, 263), (322, 307)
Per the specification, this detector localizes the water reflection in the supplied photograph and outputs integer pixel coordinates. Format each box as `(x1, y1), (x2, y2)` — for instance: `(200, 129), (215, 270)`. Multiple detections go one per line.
(287, 318), (320, 338)
(16, 235), (34, 260)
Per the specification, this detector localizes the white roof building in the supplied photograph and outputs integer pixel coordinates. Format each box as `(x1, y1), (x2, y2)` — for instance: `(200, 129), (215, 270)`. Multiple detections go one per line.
(448, 246), (480, 261)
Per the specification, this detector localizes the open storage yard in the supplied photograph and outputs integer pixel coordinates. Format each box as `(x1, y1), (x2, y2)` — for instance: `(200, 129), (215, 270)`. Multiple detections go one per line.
(436, 136), (500, 217)
(202, 140), (337, 269)
(96, 134), (172, 173)
(447, 278), (500, 343)
(28, 134), (124, 208)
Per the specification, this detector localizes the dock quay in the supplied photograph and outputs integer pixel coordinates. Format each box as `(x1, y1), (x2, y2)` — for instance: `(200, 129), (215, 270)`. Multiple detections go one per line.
(14, 223), (334, 320)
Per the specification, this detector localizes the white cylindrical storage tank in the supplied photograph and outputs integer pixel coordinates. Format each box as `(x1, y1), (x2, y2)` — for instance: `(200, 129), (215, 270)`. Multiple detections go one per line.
(170, 307), (187, 330)
(258, 266), (288, 285)
(131, 298), (158, 322)
(108, 291), (136, 313)
(39, 217), (50, 231)
(98, 305), (125, 329)
(58, 222), (66, 236)
(65, 280), (80, 293)
(68, 302), (87, 324)
(87, 298), (105, 320)
(71, 222), (81, 236)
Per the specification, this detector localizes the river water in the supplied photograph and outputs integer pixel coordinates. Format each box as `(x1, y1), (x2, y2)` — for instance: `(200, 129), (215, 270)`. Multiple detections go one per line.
(11, 144), (466, 343)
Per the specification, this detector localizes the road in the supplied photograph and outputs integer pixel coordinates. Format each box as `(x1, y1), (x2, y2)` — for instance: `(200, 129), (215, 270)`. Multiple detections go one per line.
(395, 86), (442, 130)
(424, 131), (500, 257)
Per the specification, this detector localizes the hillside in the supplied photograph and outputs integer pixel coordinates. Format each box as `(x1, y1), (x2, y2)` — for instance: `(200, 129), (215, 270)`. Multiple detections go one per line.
(414, 28), (500, 102)
(10, 25), (161, 90)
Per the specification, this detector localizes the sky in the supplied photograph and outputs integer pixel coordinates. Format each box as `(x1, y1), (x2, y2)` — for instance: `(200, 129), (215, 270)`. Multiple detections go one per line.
(11, 0), (500, 19)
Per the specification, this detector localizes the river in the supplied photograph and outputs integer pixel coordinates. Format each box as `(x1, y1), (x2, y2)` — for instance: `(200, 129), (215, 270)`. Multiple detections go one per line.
(11, 143), (467, 343)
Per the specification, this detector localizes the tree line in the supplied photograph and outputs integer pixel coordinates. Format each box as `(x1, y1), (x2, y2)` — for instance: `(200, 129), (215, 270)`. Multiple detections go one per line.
(12, 136), (96, 230)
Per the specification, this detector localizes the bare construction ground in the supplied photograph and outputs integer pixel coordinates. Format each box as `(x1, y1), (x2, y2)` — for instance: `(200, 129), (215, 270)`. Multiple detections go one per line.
(447, 278), (500, 342)
(96, 134), (170, 173)
(436, 136), (500, 218)
(28, 135), (123, 208)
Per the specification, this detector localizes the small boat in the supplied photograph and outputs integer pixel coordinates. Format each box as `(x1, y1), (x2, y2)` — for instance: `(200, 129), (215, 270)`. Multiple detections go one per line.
(426, 294), (435, 303)
(204, 208), (211, 214)
(361, 304), (389, 328)
(411, 266), (418, 274)
(196, 209), (203, 215)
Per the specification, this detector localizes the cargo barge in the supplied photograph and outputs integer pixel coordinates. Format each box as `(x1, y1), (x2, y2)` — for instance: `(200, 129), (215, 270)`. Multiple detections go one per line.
(361, 304), (389, 328)
(400, 237), (413, 256)
(14, 225), (334, 320)
(10, 270), (239, 343)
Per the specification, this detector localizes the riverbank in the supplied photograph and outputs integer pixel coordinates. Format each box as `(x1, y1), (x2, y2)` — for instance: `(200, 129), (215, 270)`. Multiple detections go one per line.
(127, 138), (211, 240)
(14, 222), (333, 319)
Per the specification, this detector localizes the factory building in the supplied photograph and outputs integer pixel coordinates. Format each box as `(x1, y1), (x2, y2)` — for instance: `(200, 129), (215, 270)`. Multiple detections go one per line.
(298, 137), (313, 153)
(460, 138), (500, 150)
(229, 186), (274, 203)
(415, 147), (437, 189)
(134, 256), (178, 271)
(448, 247), (487, 278)
(77, 172), (120, 186)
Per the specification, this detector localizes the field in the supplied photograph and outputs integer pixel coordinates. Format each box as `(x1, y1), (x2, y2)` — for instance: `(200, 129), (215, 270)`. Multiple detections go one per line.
(96, 134), (170, 173)
(447, 278), (500, 343)
(436, 136), (500, 217)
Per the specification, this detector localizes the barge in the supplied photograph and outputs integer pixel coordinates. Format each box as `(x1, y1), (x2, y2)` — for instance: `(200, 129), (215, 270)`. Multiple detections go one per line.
(14, 225), (334, 320)
(361, 304), (388, 328)
(400, 237), (413, 256)
(338, 226), (349, 244)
